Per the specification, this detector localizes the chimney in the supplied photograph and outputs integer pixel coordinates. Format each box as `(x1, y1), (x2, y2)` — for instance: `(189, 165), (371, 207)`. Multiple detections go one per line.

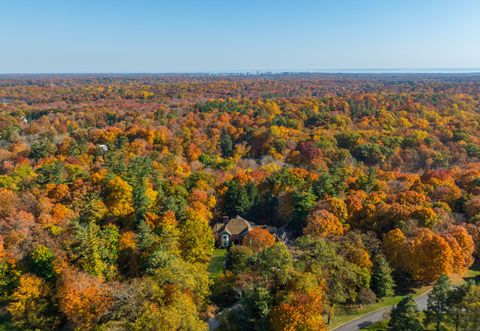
(222, 216), (229, 224)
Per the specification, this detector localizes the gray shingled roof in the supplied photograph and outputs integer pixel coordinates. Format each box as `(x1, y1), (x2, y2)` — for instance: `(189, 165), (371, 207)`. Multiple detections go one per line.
(213, 215), (253, 237)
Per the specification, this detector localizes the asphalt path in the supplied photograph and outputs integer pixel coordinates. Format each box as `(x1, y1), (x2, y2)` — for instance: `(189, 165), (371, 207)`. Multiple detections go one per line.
(331, 290), (431, 331)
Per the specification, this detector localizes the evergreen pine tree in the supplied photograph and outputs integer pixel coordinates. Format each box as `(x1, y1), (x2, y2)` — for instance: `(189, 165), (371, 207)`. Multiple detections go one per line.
(426, 274), (451, 331)
(388, 295), (422, 331)
(220, 132), (233, 157)
(371, 254), (395, 298)
(446, 282), (470, 331)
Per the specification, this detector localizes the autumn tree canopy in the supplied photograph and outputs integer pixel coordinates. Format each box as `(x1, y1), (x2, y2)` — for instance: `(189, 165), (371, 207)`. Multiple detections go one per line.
(1, 74), (480, 329)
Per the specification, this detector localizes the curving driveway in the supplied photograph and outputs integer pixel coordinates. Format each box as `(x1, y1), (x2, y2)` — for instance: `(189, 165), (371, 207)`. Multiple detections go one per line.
(331, 290), (431, 331)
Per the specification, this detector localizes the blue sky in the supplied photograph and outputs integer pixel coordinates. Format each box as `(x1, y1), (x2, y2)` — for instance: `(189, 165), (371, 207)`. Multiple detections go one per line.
(1, 0), (480, 73)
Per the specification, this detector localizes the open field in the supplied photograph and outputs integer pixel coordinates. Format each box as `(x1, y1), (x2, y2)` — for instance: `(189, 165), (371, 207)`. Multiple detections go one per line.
(208, 249), (227, 279)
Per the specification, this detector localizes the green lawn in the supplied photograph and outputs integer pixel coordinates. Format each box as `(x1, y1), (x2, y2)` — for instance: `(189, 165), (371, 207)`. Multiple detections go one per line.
(208, 248), (227, 278)
(464, 260), (480, 282)
(328, 286), (431, 329)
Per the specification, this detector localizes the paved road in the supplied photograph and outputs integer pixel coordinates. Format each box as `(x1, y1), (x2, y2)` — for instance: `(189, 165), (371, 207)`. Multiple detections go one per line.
(209, 303), (241, 331)
(331, 291), (431, 331)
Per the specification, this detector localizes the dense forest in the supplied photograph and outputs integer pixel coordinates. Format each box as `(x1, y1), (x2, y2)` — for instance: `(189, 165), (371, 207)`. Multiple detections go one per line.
(1, 74), (480, 330)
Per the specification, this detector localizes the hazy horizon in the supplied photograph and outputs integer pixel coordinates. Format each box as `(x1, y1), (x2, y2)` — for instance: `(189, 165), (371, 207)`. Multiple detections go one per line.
(2, 68), (480, 75)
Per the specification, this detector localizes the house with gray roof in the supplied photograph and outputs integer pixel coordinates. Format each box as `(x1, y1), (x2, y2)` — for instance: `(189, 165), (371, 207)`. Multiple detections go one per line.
(212, 215), (254, 248)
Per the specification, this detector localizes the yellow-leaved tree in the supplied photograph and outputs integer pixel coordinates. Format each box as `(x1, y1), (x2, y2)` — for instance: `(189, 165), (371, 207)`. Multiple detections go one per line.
(7, 274), (59, 330)
(105, 176), (134, 217)
(303, 209), (344, 239)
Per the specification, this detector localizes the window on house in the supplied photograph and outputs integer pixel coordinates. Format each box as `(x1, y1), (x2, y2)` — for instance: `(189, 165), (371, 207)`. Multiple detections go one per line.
(221, 233), (229, 247)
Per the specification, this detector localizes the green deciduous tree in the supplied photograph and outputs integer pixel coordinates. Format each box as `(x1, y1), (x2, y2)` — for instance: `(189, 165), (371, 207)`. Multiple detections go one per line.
(296, 236), (371, 324)
(257, 243), (293, 299)
(30, 245), (57, 281)
(225, 245), (254, 274)
(460, 283), (480, 331)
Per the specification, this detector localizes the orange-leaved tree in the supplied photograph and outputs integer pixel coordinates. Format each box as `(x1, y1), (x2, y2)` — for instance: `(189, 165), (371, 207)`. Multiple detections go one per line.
(270, 289), (326, 331)
(383, 227), (472, 283)
(443, 225), (475, 273)
(243, 227), (276, 252)
(57, 268), (111, 330)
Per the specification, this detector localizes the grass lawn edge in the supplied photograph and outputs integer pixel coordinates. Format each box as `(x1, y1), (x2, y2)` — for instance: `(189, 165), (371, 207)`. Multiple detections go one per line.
(328, 288), (432, 331)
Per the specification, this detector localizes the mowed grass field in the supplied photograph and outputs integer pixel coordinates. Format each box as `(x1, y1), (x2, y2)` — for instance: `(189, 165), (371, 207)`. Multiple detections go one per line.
(208, 248), (227, 279)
